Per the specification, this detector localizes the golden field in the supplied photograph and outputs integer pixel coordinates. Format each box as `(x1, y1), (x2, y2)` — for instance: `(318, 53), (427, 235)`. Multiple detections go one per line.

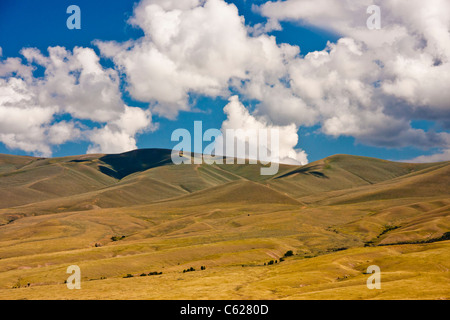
(0, 149), (448, 299)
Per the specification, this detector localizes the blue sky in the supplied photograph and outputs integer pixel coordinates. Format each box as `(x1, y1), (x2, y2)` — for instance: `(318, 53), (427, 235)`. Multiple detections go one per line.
(0, 0), (448, 162)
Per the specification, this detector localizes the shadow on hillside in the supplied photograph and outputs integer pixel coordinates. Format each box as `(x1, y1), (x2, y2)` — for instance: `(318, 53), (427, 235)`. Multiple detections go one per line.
(98, 149), (173, 179)
(275, 165), (329, 179)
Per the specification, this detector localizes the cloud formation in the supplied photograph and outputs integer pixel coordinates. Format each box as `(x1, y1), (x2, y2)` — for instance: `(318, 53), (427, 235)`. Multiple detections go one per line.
(0, 46), (154, 156)
(220, 96), (308, 165)
(256, 0), (450, 159)
(405, 149), (450, 163)
(1, 0), (449, 162)
(96, 0), (296, 118)
(95, 0), (450, 162)
(95, 0), (309, 162)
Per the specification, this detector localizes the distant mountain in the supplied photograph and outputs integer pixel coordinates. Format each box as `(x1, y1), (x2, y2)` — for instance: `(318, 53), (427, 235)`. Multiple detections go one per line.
(0, 149), (447, 212)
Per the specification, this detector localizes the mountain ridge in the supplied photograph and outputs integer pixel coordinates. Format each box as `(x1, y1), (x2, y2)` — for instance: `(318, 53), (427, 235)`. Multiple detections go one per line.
(0, 148), (448, 212)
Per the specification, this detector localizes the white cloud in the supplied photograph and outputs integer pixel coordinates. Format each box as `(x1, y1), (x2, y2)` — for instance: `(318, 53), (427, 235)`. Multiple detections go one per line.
(22, 46), (126, 122)
(404, 149), (450, 163)
(94, 0), (450, 162)
(2, 0), (450, 161)
(96, 0), (298, 119)
(219, 96), (308, 165)
(254, 0), (450, 154)
(0, 47), (154, 156)
(0, 76), (71, 157)
(95, 0), (310, 163)
(87, 106), (156, 154)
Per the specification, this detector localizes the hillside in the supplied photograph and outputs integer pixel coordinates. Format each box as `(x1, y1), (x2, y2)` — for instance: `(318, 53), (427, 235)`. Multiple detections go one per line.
(0, 149), (448, 300)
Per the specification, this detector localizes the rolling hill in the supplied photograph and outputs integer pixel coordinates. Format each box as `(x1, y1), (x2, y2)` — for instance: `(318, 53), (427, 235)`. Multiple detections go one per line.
(0, 149), (448, 300)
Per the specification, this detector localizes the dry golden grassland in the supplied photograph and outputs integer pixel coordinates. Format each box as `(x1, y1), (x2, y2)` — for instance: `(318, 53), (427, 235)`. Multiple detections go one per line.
(0, 150), (448, 299)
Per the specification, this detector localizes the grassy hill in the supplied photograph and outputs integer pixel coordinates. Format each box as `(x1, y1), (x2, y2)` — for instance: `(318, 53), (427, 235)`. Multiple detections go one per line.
(0, 149), (448, 299)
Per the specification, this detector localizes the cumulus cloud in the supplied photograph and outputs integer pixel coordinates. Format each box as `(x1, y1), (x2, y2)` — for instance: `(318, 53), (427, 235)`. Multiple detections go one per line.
(283, 38), (450, 149)
(96, 0), (298, 118)
(219, 96), (308, 165)
(95, 0), (309, 163)
(87, 106), (155, 154)
(254, 0), (450, 153)
(93, 0), (450, 163)
(2, 0), (449, 162)
(0, 46), (155, 156)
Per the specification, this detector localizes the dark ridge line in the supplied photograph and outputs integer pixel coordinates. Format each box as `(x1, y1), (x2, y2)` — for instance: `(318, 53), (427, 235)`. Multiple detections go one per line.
(376, 232), (450, 246)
